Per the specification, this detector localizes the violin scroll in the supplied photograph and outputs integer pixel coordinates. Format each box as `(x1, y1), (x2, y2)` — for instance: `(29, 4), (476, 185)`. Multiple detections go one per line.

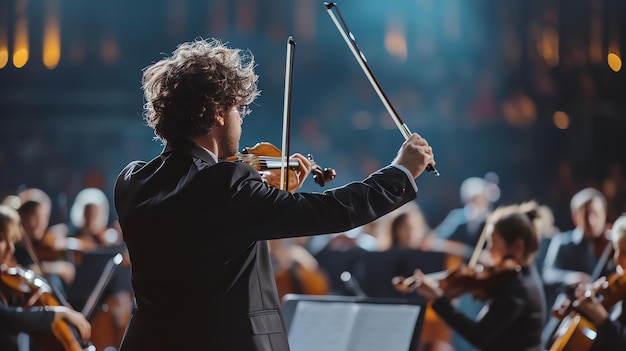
(307, 154), (336, 187)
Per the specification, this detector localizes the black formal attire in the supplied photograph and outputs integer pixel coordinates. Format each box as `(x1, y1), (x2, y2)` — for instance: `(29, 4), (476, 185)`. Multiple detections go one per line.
(114, 140), (417, 351)
(542, 228), (615, 287)
(590, 298), (626, 351)
(431, 265), (546, 351)
(0, 297), (55, 351)
(542, 228), (615, 310)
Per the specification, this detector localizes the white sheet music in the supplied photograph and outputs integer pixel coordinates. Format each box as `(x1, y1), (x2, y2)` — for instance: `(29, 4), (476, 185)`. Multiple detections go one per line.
(288, 301), (421, 351)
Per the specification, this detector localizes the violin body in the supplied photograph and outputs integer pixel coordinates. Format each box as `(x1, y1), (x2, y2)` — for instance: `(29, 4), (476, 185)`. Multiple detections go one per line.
(227, 142), (336, 191)
(0, 263), (94, 351)
(438, 258), (522, 300)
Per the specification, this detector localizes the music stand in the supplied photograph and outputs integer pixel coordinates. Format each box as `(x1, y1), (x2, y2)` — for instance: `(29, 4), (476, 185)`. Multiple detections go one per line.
(282, 294), (426, 351)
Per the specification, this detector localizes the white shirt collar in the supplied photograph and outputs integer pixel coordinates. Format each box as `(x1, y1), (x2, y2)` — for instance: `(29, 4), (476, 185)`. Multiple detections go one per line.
(198, 145), (218, 163)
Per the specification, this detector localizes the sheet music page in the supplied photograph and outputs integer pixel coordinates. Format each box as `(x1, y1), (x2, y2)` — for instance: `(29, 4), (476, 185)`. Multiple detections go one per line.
(288, 301), (359, 351)
(288, 301), (421, 351)
(348, 304), (421, 351)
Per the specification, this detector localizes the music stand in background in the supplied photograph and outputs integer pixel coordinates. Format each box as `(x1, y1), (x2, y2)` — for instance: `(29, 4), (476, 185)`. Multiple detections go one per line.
(282, 294), (427, 351)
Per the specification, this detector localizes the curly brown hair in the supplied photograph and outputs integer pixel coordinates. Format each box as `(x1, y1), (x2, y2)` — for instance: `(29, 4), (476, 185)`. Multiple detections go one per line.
(142, 38), (260, 142)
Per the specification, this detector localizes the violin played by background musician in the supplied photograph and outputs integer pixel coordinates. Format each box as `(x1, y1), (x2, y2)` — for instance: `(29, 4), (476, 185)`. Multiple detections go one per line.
(393, 201), (546, 351)
(550, 213), (626, 351)
(13, 191), (77, 298)
(0, 204), (91, 351)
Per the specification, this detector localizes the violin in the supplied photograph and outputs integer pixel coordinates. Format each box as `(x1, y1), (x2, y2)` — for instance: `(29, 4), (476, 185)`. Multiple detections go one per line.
(226, 142), (336, 191)
(0, 262), (95, 351)
(392, 257), (522, 301)
(549, 272), (626, 351)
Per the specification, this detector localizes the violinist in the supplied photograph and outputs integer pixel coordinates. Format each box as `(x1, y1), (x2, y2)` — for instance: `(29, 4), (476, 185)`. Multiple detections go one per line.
(560, 214), (626, 351)
(68, 187), (121, 251)
(397, 202), (546, 351)
(542, 188), (613, 304)
(114, 38), (435, 351)
(14, 199), (76, 298)
(0, 204), (91, 351)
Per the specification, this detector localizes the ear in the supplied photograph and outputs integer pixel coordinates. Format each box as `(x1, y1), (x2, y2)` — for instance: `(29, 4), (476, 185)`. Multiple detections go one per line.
(214, 111), (226, 127)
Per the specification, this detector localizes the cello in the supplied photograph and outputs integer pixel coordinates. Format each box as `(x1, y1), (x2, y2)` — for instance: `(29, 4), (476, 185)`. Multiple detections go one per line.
(548, 272), (626, 351)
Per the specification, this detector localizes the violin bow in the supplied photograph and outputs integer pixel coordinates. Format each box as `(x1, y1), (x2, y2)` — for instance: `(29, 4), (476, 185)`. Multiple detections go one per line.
(324, 2), (439, 176)
(280, 36), (297, 191)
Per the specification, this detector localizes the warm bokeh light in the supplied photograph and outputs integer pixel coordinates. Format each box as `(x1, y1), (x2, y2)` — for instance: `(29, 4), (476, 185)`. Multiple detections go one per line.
(589, 0), (603, 64)
(0, 50), (7, 69)
(43, 1), (61, 70)
(100, 39), (119, 64)
(13, 15), (29, 68)
(608, 52), (622, 72)
(0, 6), (6, 69)
(538, 26), (559, 67)
(553, 111), (570, 130)
(385, 22), (407, 61)
(503, 92), (537, 127)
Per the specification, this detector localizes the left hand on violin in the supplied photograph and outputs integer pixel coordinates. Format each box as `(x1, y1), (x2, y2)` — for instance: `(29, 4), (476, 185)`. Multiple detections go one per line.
(225, 142), (336, 192)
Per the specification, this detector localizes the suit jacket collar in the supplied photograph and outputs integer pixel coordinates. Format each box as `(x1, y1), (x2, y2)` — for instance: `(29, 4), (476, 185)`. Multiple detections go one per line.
(162, 139), (218, 165)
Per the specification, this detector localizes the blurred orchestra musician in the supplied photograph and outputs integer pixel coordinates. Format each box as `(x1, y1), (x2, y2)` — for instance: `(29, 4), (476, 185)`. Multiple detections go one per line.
(383, 202), (458, 351)
(0, 204), (91, 351)
(12, 189), (75, 299)
(433, 175), (499, 351)
(550, 213), (626, 351)
(66, 187), (133, 351)
(435, 175), (499, 249)
(395, 201), (547, 351)
(268, 239), (329, 301)
(542, 188), (614, 316)
(68, 188), (121, 252)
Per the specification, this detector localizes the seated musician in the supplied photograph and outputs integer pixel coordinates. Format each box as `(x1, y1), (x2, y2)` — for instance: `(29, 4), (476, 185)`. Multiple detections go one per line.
(69, 187), (121, 251)
(542, 188), (613, 302)
(396, 202), (546, 351)
(562, 214), (626, 351)
(0, 205), (90, 351)
(15, 198), (76, 297)
(67, 188), (133, 350)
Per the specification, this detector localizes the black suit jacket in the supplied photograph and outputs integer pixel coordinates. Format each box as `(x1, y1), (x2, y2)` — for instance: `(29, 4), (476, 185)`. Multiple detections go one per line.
(114, 141), (417, 350)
